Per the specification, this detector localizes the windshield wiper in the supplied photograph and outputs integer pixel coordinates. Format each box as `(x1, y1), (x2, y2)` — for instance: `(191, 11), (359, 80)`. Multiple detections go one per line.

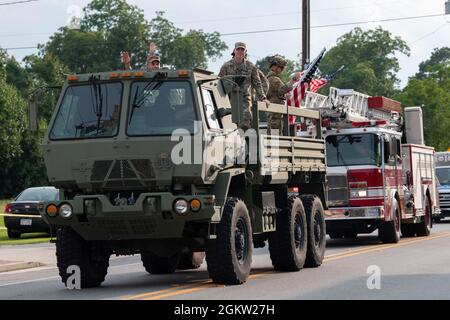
(88, 75), (104, 134)
(129, 73), (165, 125)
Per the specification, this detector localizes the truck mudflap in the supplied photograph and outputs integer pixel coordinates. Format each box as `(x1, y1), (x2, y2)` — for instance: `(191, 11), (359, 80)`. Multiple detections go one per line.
(40, 193), (219, 241)
(325, 206), (385, 220)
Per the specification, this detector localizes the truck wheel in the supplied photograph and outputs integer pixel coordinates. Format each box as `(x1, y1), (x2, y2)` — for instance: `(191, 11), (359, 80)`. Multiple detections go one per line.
(379, 200), (401, 244)
(268, 196), (307, 271)
(177, 252), (205, 270)
(206, 198), (253, 285)
(301, 195), (326, 268)
(56, 227), (110, 288)
(7, 229), (21, 239)
(415, 197), (432, 237)
(401, 224), (416, 237)
(141, 252), (180, 274)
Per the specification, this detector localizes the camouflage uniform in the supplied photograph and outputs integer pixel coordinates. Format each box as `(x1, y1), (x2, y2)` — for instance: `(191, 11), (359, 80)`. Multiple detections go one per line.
(219, 46), (267, 130)
(266, 56), (293, 135)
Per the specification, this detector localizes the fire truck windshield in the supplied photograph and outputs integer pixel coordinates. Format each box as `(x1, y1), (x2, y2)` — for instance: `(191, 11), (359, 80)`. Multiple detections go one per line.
(436, 167), (450, 186)
(326, 133), (381, 167)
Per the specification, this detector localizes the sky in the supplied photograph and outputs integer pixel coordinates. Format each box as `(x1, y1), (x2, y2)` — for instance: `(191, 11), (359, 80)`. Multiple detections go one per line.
(0, 0), (449, 88)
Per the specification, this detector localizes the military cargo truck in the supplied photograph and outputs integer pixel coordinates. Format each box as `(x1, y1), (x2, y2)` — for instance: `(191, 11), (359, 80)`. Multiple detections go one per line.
(38, 69), (328, 288)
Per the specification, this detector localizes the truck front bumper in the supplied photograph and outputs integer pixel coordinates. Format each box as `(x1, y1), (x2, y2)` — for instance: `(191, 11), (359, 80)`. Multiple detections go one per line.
(325, 206), (385, 221)
(40, 193), (219, 241)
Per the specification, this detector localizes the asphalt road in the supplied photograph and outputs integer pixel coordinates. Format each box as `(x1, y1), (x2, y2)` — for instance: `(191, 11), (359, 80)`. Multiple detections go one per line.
(1, 221), (450, 300)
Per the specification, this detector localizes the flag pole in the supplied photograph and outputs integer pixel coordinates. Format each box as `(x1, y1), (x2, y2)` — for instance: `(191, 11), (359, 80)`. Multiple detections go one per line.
(302, 0), (311, 69)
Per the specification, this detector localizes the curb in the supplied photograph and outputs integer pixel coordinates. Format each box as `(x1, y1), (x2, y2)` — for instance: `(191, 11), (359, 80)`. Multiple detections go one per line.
(0, 261), (45, 273)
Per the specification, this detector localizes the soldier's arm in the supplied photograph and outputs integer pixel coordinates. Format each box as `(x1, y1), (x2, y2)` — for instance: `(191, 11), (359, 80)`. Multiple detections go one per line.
(218, 64), (227, 77)
(251, 65), (266, 101)
(276, 78), (294, 96)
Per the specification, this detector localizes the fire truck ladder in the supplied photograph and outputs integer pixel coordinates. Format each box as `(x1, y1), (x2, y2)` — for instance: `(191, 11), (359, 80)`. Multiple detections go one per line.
(304, 87), (371, 124)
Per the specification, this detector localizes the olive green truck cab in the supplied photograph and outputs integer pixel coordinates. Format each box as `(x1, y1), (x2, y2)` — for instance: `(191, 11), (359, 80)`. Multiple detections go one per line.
(39, 69), (328, 288)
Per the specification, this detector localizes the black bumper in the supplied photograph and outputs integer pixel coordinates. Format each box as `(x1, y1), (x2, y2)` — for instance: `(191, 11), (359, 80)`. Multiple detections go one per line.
(3, 216), (50, 233)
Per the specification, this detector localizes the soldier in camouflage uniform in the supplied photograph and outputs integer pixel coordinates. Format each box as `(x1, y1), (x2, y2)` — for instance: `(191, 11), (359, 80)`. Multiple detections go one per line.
(266, 55), (295, 135)
(219, 42), (270, 130)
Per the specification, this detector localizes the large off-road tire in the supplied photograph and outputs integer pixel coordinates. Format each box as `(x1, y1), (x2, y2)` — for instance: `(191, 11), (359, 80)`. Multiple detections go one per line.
(56, 227), (110, 288)
(7, 229), (21, 239)
(206, 198), (253, 285)
(415, 196), (432, 237)
(301, 195), (326, 268)
(177, 252), (205, 270)
(379, 200), (401, 244)
(268, 196), (307, 271)
(141, 252), (180, 275)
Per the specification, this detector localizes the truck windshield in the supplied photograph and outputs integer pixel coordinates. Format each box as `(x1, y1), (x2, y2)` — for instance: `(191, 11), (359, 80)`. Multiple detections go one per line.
(326, 133), (381, 167)
(50, 82), (123, 140)
(436, 167), (450, 186)
(127, 80), (196, 136)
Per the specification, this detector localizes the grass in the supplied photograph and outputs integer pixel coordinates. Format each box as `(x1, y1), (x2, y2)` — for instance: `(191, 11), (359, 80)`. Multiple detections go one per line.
(0, 199), (52, 246)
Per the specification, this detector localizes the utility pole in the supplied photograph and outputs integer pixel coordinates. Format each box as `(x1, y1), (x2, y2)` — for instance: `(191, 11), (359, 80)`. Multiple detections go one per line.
(302, 0), (311, 69)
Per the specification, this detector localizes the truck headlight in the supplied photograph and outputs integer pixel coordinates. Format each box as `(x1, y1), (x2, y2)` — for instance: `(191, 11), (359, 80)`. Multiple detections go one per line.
(59, 204), (73, 218)
(174, 199), (189, 215)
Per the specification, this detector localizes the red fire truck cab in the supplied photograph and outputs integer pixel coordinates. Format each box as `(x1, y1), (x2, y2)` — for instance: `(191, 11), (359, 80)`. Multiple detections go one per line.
(302, 88), (438, 243)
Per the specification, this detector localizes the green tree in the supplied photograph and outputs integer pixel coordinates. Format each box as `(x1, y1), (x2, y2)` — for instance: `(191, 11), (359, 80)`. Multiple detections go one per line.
(148, 12), (227, 69)
(319, 27), (410, 96)
(396, 47), (450, 151)
(42, 3), (227, 73)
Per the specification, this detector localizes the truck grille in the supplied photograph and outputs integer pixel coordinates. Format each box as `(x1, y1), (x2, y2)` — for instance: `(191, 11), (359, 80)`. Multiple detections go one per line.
(91, 159), (156, 188)
(327, 174), (349, 207)
(96, 218), (157, 237)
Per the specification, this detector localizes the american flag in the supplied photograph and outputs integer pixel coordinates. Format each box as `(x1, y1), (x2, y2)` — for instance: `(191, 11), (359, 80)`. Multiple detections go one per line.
(287, 65), (344, 124)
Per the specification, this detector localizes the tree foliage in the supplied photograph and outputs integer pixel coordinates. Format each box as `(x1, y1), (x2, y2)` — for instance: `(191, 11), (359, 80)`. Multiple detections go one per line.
(319, 27), (410, 96)
(42, 3), (227, 73)
(148, 12), (227, 69)
(396, 47), (450, 151)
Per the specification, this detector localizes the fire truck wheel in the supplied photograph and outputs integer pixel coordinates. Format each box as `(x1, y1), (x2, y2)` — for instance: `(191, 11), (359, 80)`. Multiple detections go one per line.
(141, 252), (180, 274)
(379, 200), (401, 244)
(268, 196), (307, 271)
(415, 196), (432, 237)
(206, 198), (253, 285)
(301, 195), (326, 268)
(56, 227), (110, 288)
(177, 252), (205, 270)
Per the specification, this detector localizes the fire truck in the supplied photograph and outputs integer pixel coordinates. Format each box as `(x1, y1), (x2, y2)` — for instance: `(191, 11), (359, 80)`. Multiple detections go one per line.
(300, 88), (439, 243)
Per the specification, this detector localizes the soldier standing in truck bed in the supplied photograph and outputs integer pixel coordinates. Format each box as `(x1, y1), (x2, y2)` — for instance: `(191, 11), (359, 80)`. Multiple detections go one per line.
(219, 42), (270, 130)
(266, 55), (296, 135)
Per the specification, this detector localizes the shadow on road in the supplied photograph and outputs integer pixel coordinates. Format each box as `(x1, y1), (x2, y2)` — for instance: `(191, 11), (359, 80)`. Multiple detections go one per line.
(326, 234), (382, 248)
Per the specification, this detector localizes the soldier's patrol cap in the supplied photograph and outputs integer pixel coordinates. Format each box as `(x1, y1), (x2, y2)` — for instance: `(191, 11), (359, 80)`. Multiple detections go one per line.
(269, 55), (288, 68)
(235, 42), (247, 49)
(147, 55), (161, 63)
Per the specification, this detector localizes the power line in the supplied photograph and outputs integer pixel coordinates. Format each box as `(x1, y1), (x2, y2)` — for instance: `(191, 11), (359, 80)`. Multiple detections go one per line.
(177, 0), (404, 24)
(220, 13), (446, 36)
(0, 0), (39, 6)
(2, 13), (447, 51)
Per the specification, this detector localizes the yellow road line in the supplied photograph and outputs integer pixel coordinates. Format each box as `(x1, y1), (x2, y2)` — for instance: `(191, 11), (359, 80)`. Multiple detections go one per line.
(123, 232), (450, 300)
(324, 232), (450, 262)
(122, 281), (211, 300)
